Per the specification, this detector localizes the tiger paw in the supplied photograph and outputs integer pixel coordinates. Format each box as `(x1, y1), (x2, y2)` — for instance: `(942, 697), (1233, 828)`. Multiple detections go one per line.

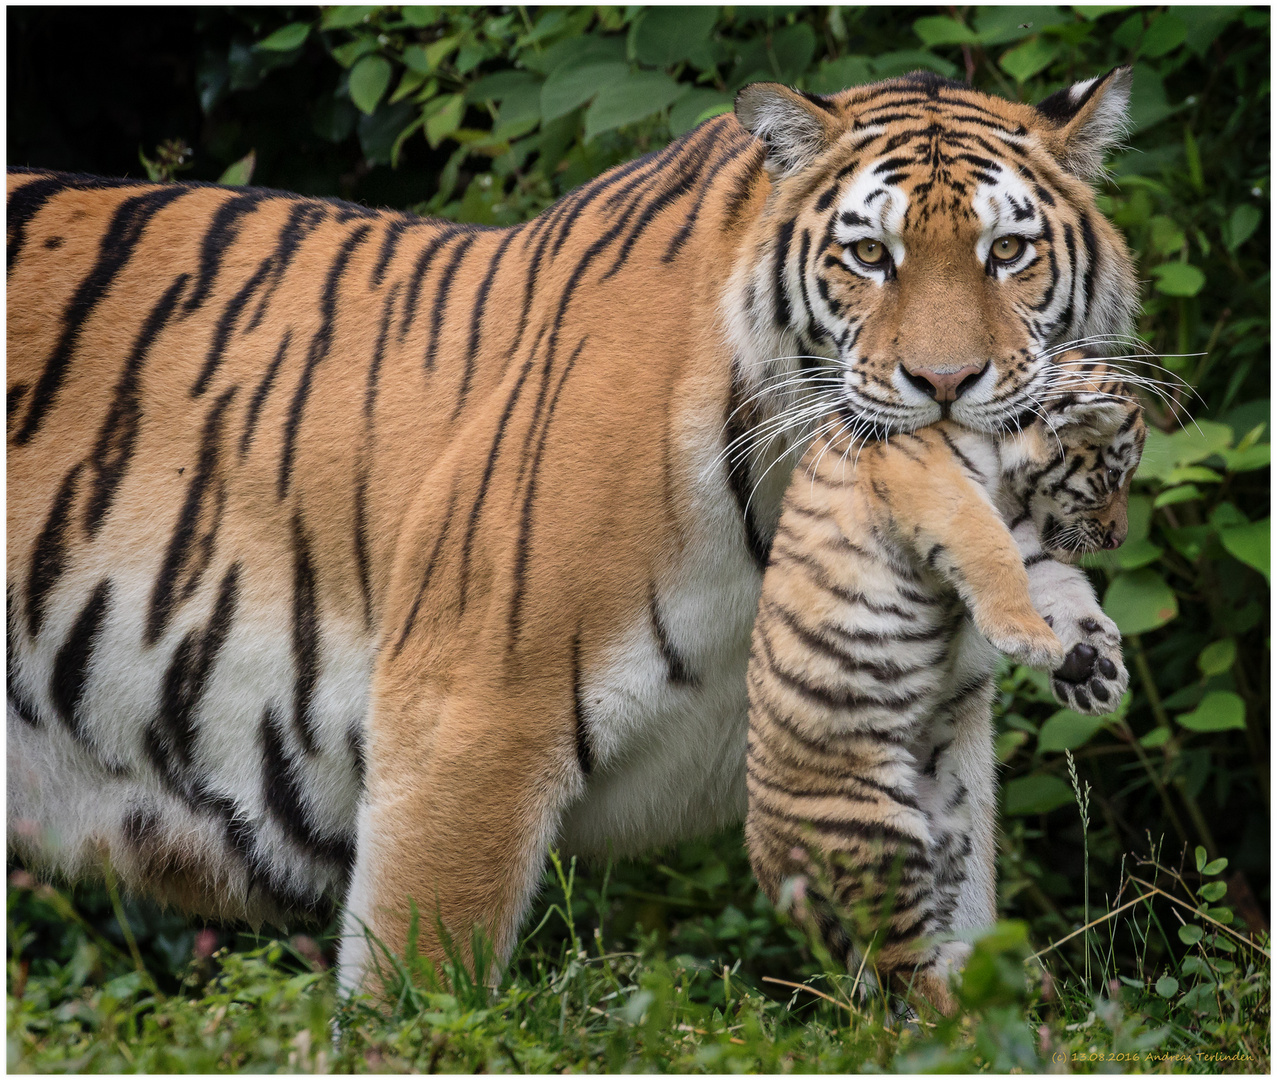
(1049, 613), (1127, 715)
(980, 614), (1065, 670)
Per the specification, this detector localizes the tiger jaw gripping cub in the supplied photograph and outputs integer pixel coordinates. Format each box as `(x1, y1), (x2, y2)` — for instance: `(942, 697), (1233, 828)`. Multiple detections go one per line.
(745, 363), (1144, 1014)
(8, 66), (1140, 998)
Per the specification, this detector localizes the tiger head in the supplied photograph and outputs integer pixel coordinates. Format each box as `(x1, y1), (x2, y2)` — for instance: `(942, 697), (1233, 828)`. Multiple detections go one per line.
(727, 69), (1139, 444)
(1006, 354), (1147, 553)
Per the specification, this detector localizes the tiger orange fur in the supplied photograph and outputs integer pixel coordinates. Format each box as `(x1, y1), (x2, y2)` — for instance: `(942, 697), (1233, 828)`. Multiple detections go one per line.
(7, 67), (1138, 995)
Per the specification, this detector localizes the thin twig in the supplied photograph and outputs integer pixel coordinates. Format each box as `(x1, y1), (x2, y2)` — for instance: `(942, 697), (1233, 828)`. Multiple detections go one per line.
(762, 975), (854, 1013)
(1028, 893), (1157, 961)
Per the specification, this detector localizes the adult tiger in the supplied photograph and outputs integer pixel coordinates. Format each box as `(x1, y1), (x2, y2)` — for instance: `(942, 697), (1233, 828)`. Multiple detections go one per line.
(7, 67), (1137, 995)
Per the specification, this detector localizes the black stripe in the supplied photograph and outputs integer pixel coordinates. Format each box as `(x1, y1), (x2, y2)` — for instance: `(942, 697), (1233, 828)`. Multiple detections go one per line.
(392, 487), (459, 658)
(455, 228), (518, 418)
(757, 627), (923, 711)
(243, 202), (328, 333)
(720, 149), (765, 231)
(15, 185), (191, 444)
(85, 273), (190, 537)
(239, 330), (290, 460)
(364, 283), (400, 423)
(457, 343), (539, 612)
(772, 217), (797, 328)
(146, 386), (237, 646)
(936, 427), (982, 481)
(7, 383), (30, 432)
(423, 232), (477, 372)
(353, 463), (373, 632)
(650, 585), (698, 687)
(192, 254), (275, 397)
(750, 801), (928, 864)
(571, 632), (593, 776)
(508, 336), (585, 645)
(278, 223), (372, 499)
(369, 214), (416, 288)
(152, 564), (239, 768)
(183, 192), (269, 316)
(8, 587), (40, 728)
(399, 225), (466, 341)
(6, 174), (89, 275)
(663, 135), (749, 262)
(722, 363), (770, 571)
(261, 706), (355, 869)
(1077, 211), (1100, 327)
(763, 599), (931, 683)
(26, 462), (85, 638)
(290, 512), (320, 754)
(50, 578), (112, 746)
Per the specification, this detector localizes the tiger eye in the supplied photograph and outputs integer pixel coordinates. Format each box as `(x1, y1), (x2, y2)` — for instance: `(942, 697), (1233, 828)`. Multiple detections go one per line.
(991, 235), (1025, 262)
(853, 238), (887, 266)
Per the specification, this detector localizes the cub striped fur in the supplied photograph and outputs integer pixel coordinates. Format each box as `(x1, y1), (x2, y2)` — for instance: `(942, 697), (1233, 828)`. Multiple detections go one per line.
(745, 358), (1144, 1013)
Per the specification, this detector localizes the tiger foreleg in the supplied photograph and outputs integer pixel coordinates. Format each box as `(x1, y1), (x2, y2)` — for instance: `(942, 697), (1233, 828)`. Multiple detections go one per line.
(337, 669), (580, 1001)
(1013, 520), (1128, 715)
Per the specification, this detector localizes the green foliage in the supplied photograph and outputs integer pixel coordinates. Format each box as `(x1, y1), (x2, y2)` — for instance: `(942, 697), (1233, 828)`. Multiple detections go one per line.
(5, 2), (1270, 1067)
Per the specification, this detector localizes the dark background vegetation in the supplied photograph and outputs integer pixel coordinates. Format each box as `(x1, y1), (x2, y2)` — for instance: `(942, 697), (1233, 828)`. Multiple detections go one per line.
(7, 4), (1270, 1070)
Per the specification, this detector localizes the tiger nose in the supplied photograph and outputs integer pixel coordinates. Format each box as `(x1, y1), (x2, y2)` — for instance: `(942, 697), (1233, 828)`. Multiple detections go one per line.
(1102, 524), (1126, 550)
(900, 362), (988, 403)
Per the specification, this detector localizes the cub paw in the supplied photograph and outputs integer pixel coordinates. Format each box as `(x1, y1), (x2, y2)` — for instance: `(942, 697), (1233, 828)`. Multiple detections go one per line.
(1049, 613), (1127, 715)
(981, 615), (1065, 670)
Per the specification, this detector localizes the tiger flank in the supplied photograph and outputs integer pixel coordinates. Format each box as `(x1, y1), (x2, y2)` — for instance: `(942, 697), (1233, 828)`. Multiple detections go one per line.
(745, 359), (1145, 1014)
(8, 64), (1141, 998)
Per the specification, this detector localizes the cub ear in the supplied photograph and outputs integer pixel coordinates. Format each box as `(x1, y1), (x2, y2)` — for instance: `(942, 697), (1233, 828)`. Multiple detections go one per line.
(1045, 395), (1136, 440)
(1034, 66), (1132, 180)
(735, 82), (840, 178)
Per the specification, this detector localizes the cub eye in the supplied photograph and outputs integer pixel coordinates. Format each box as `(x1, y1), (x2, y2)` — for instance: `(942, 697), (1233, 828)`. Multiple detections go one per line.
(852, 238), (888, 268)
(1106, 466), (1123, 487)
(991, 235), (1026, 263)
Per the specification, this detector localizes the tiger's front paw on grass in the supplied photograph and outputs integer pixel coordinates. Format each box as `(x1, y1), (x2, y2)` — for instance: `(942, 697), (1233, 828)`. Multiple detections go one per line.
(981, 614), (1065, 671)
(1049, 614), (1127, 715)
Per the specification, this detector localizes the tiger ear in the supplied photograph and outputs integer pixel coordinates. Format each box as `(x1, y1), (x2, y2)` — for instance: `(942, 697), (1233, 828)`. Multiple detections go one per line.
(735, 82), (840, 178)
(1034, 66), (1132, 180)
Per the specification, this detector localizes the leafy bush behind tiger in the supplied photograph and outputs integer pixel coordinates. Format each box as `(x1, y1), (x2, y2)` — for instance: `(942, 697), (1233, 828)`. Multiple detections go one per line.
(8, 3), (1269, 1070)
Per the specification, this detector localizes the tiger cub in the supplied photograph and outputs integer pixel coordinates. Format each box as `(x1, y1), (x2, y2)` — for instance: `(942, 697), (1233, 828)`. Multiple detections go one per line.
(745, 363), (1144, 1014)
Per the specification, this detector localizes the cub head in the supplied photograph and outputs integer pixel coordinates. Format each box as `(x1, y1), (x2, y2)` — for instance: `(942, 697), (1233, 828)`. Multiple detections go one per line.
(729, 69), (1139, 443)
(1009, 354), (1147, 553)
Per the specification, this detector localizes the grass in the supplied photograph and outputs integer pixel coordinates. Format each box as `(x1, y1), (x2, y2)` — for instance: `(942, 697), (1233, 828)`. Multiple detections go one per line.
(7, 828), (1269, 1073)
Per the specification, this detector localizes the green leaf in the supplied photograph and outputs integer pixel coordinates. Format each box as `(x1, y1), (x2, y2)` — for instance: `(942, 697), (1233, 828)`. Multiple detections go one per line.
(424, 93), (465, 148)
(466, 71), (542, 103)
(1177, 691), (1246, 733)
(1202, 856), (1229, 876)
(401, 7), (440, 29)
(349, 55), (392, 115)
(1223, 204), (1262, 252)
(1155, 975), (1179, 998)
(1139, 13), (1187, 57)
(1148, 215), (1186, 256)
(332, 35), (379, 69)
(1151, 262), (1206, 297)
(995, 729), (1029, 763)
(974, 7), (1068, 45)
(1195, 845), (1209, 872)
(770, 23), (818, 82)
(999, 37), (1060, 82)
(1127, 63), (1179, 133)
(1164, 465), (1223, 485)
(631, 6), (718, 67)
(1198, 881), (1227, 902)
(1219, 518), (1270, 581)
(1103, 569), (1178, 635)
(1116, 539), (1163, 571)
(1197, 640), (1236, 677)
(868, 50), (958, 79)
(216, 150), (256, 186)
(401, 44), (433, 75)
(808, 56), (875, 95)
(1139, 726), (1171, 749)
(913, 15), (978, 45)
(541, 60), (628, 123)
(1216, 442), (1270, 472)
(1037, 710), (1110, 752)
(583, 71), (687, 143)
(1153, 484), (1201, 508)
(320, 6), (375, 30)
(1003, 774), (1076, 815)
(256, 21), (311, 52)
(1178, 924), (1203, 945)
(669, 90), (733, 137)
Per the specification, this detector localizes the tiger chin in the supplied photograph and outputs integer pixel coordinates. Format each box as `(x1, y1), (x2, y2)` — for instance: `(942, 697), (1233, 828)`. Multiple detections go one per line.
(8, 64), (1141, 1000)
(745, 358), (1144, 1016)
